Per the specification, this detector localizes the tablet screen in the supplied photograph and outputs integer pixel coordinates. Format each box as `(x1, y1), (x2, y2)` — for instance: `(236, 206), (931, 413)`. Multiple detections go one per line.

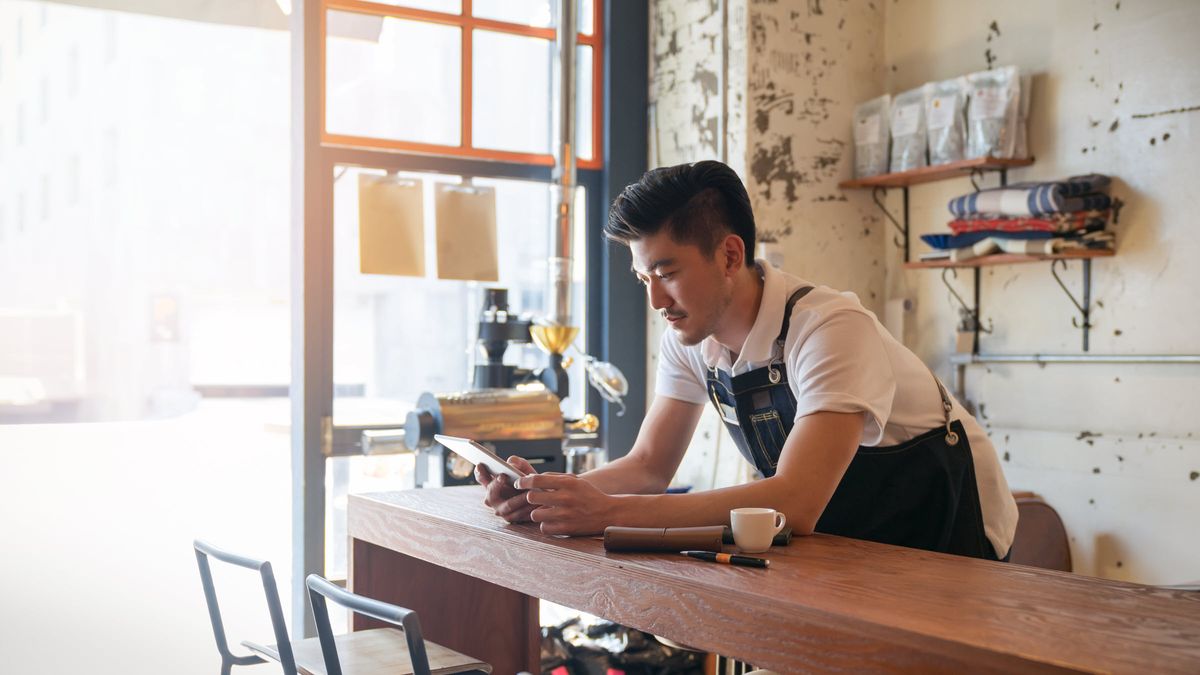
(434, 434), (528, 483)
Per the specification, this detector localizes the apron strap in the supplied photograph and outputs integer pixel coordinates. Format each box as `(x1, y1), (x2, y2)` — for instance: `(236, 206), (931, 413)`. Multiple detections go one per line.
(776, 286), (816, 345)
(929, 372), (960, 446)
(765, 286), (815, 384)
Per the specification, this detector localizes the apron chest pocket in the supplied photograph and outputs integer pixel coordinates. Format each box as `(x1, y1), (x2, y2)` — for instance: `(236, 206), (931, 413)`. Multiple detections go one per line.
(748, 410), (787, 469)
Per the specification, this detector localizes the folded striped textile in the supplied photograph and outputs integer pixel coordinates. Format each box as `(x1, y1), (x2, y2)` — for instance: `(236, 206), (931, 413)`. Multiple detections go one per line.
(921, 224), (1105, 251)
(948, 210), (1110, 235)
(947, 174), (1111, 218)
(947, 231), (1114, 263)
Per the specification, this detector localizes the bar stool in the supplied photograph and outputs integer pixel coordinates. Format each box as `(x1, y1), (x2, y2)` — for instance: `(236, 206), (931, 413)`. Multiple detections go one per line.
(196, 540), (491, 675)
(305, 574), (491, 675)
(193, 539), (299, 675)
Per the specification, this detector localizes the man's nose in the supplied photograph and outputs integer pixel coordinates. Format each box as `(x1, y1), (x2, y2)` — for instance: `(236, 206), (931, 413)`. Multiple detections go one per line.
(646, 278), (672, 310)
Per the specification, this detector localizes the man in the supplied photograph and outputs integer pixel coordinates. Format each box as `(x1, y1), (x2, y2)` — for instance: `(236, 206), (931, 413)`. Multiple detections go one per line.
(477, 160), (1017, 560)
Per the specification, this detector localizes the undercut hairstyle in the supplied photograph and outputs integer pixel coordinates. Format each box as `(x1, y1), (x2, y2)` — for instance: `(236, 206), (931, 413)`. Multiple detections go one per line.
(604, 160), (756, 266)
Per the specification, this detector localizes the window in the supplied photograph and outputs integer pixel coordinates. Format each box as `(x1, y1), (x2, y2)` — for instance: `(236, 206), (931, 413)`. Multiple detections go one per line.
(103, 127), (116, 187)
(67, 153), (78, 205)
(68, 44), (78, 97)
(104, 14), (116, 62)
(321, 0), (602, 168)
(40, 173), (48, 222)
(325, 166), (590, 579)
(0, 5), (293, 671)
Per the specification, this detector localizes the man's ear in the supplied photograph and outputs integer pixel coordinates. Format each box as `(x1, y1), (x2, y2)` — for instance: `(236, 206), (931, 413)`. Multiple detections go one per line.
(720, 233), (745, 276)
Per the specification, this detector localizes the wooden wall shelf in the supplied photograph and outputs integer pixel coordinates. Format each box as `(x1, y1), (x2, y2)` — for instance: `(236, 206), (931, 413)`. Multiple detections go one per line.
(903, 248), (1115, 270)
(839, 157), (1034, 189)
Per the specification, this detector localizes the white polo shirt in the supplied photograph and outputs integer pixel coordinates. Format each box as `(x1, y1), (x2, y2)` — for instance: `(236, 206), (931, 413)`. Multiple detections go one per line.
(656, 261), (1017, 558)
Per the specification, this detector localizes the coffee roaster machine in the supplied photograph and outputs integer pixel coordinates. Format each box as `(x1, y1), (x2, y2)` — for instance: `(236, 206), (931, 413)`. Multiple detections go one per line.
(403, 287), (618, 488)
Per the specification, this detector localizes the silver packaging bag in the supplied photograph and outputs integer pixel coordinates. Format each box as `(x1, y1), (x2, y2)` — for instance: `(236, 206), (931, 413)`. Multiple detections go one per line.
(854, 94), (891, 178)
(924, 77), (967, 165)
(1014, 72), (1033, 159)
(890, 86), (927, 172)
(966, 66), (1020, 159)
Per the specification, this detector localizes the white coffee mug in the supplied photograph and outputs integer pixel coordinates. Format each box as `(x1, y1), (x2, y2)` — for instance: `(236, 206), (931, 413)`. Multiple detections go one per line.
(730, 507), (786, 553)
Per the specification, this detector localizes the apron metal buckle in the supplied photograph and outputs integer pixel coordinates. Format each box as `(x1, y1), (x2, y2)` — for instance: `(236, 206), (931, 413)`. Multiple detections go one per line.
(945, 430), (960, 446)
(768, 365), (781, 384)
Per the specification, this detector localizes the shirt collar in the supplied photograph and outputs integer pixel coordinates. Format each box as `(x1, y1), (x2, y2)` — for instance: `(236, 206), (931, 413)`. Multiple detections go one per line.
(701, 260), (787, 374)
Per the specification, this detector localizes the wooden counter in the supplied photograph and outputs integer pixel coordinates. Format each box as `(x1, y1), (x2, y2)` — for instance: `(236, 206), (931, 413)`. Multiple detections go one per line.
(347, 487), (1200, 674)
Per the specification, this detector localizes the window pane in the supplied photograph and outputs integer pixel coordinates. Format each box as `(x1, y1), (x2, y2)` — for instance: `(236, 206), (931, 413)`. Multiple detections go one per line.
(325, 10), (461, 146)
(328, 167), (589, 580)
(330, 167), (587, 409)
(1, 2), (292, 672)
(366, 0), (461, 13)
(473, 0), (552, 27)
(472, 30), (552, 155)
(580, 0), (594, 35)
(577, 44), (592, 161)
(473, 0), (593, 34)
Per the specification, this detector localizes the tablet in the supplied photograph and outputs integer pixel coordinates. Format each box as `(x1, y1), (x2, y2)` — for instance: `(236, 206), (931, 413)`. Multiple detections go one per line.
(434, 434), (528, 484)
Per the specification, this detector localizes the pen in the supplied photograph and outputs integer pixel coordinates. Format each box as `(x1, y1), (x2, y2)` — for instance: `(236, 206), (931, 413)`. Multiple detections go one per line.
(680, 550), (770, 568)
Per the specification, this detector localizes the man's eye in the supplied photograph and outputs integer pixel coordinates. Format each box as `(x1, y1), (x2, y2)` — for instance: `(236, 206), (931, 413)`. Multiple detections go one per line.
(658, 272), (673, 281)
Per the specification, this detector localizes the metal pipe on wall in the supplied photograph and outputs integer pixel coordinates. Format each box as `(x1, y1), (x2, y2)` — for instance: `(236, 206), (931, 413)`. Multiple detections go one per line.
(950, 353), (1200, 403)
(951, 354), (1200, 365)
(549, 0), (578, 327)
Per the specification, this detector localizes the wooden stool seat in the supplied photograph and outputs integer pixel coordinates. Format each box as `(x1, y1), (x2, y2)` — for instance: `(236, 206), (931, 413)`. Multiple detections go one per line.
(246, 630), (490, 675)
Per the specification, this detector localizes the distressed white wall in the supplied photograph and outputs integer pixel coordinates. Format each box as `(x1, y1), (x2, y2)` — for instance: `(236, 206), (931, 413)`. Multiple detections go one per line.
(647, 0), (1200, 584)
(882, 0), (1200, 584)
(744, 0), (886, 308)
(648, 0), (893, 494)
(648, 0), (754, 489)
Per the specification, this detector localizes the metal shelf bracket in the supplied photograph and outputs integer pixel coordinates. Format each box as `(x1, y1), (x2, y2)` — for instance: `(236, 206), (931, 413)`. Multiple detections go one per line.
(942, 268), (993, 354)
(871, 186), (910, 262)
(1050, 258), (1094, 351)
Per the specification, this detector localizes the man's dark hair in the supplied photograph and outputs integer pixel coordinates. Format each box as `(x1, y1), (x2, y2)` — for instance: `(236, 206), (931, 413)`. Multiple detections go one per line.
(604, 160), (756, 265)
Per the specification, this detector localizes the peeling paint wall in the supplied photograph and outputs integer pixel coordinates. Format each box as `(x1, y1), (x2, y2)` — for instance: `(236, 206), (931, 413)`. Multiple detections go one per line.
(649, 0), (741, 167)
(644, 0), (1200, 583)
(881, 0), (1200, 584)
(647, 0), (753, 489)
(647, 0), (893, 492)
(744, 0), (886, 309)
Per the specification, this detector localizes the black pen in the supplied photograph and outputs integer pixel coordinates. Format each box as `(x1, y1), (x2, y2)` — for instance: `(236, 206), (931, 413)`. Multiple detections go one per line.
(680, 550), (770, 568)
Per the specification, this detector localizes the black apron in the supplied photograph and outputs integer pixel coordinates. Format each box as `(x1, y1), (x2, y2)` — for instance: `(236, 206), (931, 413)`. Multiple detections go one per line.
(706, 287), (996, 560)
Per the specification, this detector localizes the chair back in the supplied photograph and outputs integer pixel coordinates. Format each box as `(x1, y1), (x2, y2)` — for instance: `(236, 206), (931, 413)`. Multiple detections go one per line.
(306, 574), (432, 675)
(1008, 492), (1072, 572)
(194, 539), (298, 675)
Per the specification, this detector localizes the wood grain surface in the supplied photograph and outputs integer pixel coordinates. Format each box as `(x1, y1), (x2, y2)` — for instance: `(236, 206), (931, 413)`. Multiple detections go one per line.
(837, 157), (1035, 189)
(350, 539), (536, 675)
(348, 487), (1200, 674)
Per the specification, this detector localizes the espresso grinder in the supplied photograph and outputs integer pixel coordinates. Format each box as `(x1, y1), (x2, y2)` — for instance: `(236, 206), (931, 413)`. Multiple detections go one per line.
(404, 288), (596, 487)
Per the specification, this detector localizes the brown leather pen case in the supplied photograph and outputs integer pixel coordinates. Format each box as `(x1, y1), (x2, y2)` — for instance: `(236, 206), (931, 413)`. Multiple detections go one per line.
(603, 525), (725, 553)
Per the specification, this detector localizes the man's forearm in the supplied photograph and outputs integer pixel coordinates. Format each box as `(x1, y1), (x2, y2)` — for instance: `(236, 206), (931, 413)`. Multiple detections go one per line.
(607, 476), (819, 533)
(579, 453), (670, 495)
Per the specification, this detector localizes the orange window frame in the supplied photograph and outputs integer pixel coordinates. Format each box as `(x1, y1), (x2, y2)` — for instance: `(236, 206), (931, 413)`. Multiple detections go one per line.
(320, 0), (604, 169)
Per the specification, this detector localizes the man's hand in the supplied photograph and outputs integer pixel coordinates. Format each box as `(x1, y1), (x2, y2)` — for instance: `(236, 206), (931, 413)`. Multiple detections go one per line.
(517, 473), (620, 536)
(476, 456), (538, 523)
